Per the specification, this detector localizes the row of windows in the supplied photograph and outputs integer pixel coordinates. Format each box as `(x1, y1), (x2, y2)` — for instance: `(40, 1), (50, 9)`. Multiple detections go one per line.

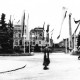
(14, 40), (42, 46)
(14, 40), (36, 46)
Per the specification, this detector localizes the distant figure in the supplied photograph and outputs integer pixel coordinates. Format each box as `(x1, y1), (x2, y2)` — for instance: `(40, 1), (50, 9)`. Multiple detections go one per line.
(78, 47), (80, 60)
(43, 45), (50, 70)
(78, 56), (80, 60)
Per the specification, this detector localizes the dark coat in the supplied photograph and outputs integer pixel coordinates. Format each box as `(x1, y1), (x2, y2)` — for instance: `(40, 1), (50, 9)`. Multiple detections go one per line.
(43, 46), (50, 66)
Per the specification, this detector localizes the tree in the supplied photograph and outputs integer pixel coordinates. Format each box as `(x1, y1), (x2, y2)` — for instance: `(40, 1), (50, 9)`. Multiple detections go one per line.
(0, 13), (13, 53)
(0, 13), (7, 31)
(7, 16), (13, 50)
(34, 44), (41, 52)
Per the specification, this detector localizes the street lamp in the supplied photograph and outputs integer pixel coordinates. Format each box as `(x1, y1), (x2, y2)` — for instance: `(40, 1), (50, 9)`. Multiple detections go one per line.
(23, 34), (26, 38)
(32, 34), (35, 52)
(50, 29), (54, 47)
(50, 29), (54, 39)
(23, 34), (26, 53)
(32, 34), (35, 38)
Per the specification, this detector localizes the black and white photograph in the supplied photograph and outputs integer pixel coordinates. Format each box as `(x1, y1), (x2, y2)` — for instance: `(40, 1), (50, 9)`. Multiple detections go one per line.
(0, 0), (80, 80)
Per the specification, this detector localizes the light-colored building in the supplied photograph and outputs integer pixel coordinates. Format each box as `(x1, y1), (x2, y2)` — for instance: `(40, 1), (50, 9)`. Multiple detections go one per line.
(13, 25), (53, 48)
(13, 25), (22, 47)
(13, 24), (29, 47)
(30, 27), (46, 47)
(13, 25), (46, 47)
(30, 27), (53, 47)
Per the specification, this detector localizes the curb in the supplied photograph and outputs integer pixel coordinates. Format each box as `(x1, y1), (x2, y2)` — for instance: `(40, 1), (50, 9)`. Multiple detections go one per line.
(0, 65), (26, 74)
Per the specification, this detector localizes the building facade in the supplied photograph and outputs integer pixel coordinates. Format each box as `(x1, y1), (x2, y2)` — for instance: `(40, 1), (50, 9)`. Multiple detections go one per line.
(30, 27), (46, 47)
(13, 25), (22, 47)
(13, 24), (29, 47)
(13, 25), (53, 49)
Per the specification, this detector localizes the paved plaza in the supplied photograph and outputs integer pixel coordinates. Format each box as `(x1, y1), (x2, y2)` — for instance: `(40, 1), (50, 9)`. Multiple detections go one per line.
(0, 52), (80, 80)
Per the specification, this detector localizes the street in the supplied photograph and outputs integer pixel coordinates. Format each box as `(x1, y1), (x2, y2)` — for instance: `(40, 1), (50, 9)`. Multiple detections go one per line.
(0, 52), (80, 80)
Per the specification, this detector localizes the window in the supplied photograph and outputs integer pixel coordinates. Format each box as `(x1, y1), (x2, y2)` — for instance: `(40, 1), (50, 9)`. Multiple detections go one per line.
(33, 42), (35, 45)
(19, 40), (22, 45)
(36, 36), (37, 40)
(19, 34), (21, 38)
(15, 40), (18, 45)
(39, 33), (42, 36)
(39, 41), (41, 44)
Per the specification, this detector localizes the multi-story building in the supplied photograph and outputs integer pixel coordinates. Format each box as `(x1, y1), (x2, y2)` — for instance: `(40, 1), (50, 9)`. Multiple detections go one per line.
(13, 25), (22, 47)
(13, 24), (29, 48)
(30, 27), (46, 47)
(13, 25), (53, 49)
(13, 25), (46, 47)
(30, 27), (53, 47)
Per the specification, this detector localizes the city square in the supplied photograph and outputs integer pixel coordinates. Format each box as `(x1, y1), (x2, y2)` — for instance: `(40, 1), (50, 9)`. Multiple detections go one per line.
(0, 53), (79, 80)
(0, 0), (80, 80)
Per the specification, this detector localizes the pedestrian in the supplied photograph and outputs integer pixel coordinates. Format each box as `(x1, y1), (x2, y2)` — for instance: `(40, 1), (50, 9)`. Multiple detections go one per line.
(78, 56), (80, 60)
(43, 45), (50, 70)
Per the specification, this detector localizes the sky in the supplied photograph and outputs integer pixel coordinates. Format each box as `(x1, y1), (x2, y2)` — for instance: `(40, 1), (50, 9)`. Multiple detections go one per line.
(0, 0), (80, 43)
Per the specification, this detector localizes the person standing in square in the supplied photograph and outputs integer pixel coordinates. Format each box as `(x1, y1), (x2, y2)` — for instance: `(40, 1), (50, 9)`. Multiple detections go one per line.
(43, 45), (50, 70)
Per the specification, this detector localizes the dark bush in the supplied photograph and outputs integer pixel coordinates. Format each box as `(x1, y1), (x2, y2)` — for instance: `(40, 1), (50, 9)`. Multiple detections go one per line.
(25, 46), (33, 52)
(34, 44), (41, 52)
(14, 46), (22, 53)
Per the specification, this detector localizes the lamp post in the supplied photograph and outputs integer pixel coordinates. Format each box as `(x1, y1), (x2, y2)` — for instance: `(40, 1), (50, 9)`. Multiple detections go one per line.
(32, 34), (35, 52)
(23, 34), (26, 54)
(50, 29), (54, 47)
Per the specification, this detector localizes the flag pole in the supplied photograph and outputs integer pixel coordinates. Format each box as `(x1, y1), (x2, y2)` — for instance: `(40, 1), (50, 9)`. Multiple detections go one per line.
(24, 11), (25, 54)
(24, 33), (25, 54)
(29, 32), (30, 54)
(74, 33), (75, 50)
(24, 27), (25, 53)
(27, 14), (30, 54)
(65, 39), (67, 53)
(69, 13), (72, 50)
(69, 37), (70, 53)
(57, 7), (67, 39)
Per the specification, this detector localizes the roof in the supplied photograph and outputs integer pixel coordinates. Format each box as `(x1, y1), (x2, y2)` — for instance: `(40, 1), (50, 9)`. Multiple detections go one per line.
(30, 27), (44, 33)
